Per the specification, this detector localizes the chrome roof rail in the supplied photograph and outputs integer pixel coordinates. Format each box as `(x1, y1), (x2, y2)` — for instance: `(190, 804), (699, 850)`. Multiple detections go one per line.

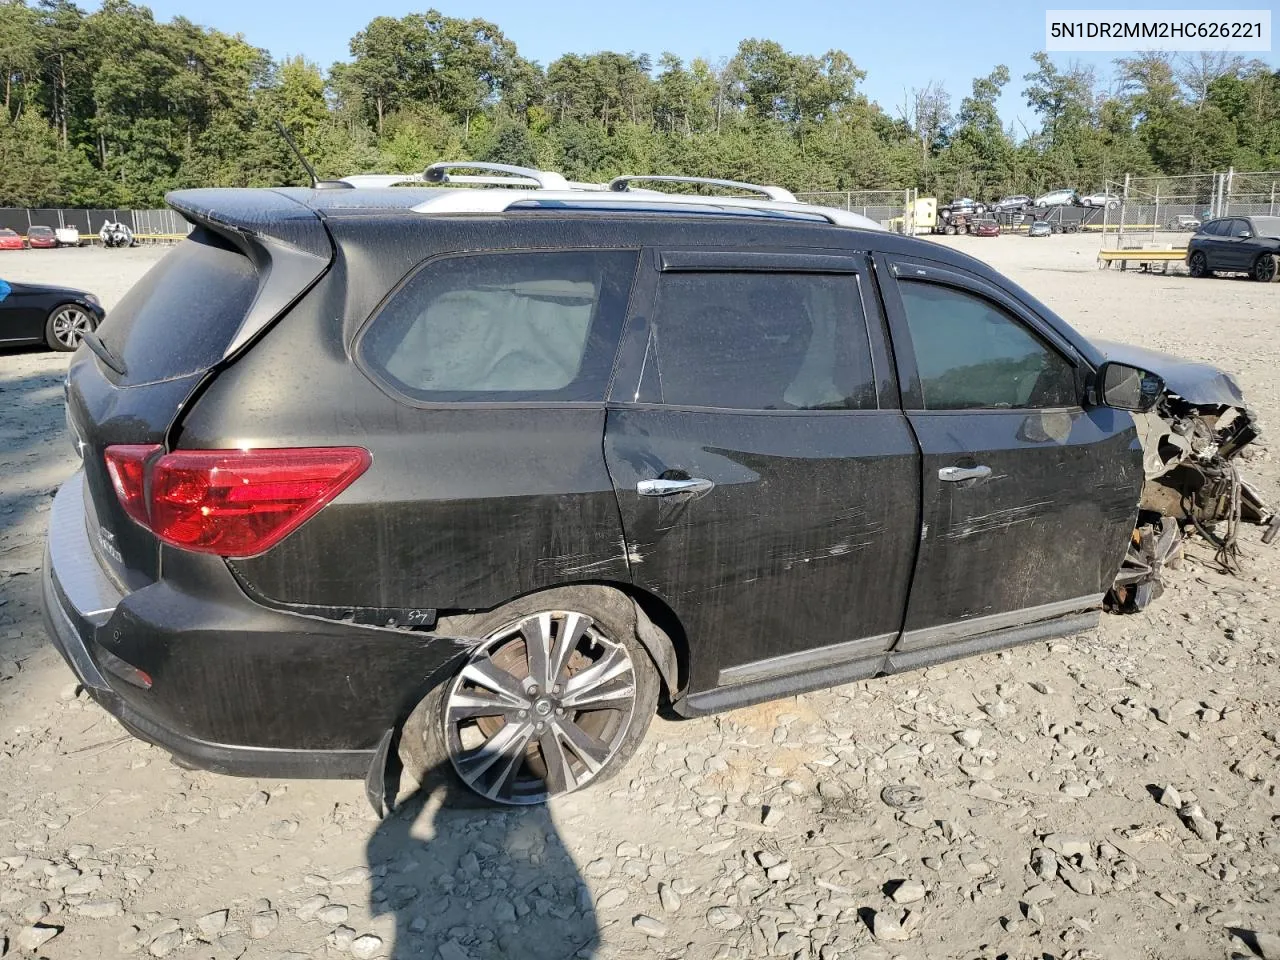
(608, 175), (797, 203)
(409, 189), (885, 231)
(424, 162), (571, 190)
(339, 173), (426, 188)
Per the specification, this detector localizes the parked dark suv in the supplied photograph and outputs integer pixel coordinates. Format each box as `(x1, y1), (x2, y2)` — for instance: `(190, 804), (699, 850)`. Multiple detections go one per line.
(42, 166), (1269, 809)
(1187, 215), (1280, 282)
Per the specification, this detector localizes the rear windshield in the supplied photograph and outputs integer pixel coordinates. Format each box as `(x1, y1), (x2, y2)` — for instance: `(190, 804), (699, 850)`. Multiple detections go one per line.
(96, 228), (259, 384)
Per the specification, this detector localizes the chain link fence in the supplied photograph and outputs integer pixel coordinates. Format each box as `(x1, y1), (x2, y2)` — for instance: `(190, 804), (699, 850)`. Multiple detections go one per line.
(0, 208), (189, 241)
(1103, 169), (1280, 249)
(794, 190), (916, 232)
(1221, 170), (1280, 218)
(1103, 173), (1216, 248)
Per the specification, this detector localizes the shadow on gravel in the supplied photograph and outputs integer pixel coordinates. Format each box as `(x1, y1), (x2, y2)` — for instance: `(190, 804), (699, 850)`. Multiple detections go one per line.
(0, 361), (75, 528)
(367, 763), (598, 960)
(0, 357), (80, 694)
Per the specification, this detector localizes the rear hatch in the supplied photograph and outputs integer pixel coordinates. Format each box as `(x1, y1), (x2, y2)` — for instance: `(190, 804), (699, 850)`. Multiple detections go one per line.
(66, 189), (332, 588)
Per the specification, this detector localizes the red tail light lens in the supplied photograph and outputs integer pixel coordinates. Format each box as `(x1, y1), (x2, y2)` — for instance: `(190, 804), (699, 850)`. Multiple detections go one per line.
(104, 444), (163, 528)
(103, 446), (370, 558)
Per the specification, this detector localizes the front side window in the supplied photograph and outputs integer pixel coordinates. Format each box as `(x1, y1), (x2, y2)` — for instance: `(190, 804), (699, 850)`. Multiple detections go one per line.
(647, 271), (876, 411)
(896, 280), (1078, 410)
(359, 250), (637, 403)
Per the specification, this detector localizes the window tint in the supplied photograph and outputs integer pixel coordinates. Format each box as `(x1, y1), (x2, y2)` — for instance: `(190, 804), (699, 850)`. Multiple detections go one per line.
(896, 280), (1078, 410)
(1201, 219), (1228, 237)
(96, 228), (260, 385)
(1230, 219), (1251, 237)
(648, 272), (875, 410)
(360, 250), (637, 403)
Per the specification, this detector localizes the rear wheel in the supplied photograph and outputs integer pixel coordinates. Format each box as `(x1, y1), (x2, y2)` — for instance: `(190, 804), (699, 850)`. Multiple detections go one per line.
(1189, 251), (1211, 278)
(400, 587), (660, 806)
(1252, 253), (1279, 283)
(944, 224), (957, 235)
(45, 304), (94, 351)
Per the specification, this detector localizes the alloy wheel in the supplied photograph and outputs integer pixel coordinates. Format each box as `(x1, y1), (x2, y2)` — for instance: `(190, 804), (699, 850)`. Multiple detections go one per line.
(443, 611), (638, 804)
(1254, 255), (1277, 283)
(51, 307), (92, 347)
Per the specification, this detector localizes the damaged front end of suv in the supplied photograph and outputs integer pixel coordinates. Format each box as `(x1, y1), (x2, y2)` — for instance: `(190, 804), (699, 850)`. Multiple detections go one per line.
(1097, 341), (1279, 611)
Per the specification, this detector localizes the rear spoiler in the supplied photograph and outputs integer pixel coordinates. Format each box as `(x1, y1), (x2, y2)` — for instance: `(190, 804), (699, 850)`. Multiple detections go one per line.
(166, 188), (334, 358)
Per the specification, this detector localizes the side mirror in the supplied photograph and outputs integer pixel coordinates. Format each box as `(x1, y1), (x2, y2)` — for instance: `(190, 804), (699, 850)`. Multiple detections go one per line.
(1238, 230), (1253, 238)
(1094, 361), (1163, 413)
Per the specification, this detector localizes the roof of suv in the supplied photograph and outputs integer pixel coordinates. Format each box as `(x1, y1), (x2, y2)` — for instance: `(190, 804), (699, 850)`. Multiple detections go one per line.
(169, 164), (887, 233)
(164, 183), (1021, 292)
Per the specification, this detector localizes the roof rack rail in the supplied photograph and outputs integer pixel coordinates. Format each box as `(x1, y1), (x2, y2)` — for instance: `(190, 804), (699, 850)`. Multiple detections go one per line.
(608, 175), (797, 203)
(408, 189), (884, 231)
(339, 173), (426, 188)
(424, 162), (572, 190)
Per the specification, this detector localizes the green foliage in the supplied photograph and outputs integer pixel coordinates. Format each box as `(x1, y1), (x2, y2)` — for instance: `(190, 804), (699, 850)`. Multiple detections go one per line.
(0, 0), (1277, 209)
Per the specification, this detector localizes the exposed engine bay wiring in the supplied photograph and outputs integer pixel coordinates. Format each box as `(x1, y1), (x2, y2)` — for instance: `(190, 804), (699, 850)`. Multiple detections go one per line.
(1108, 392), (1276, 612)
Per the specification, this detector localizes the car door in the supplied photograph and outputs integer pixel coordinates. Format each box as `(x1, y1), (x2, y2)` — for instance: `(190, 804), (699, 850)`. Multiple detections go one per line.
(603, 248), (921, 705)
(874, 256), (1143, 654)
(0, 281), (48, 344)
(1225, 218), (1258, 270)
(1200, 219), (1234, 269)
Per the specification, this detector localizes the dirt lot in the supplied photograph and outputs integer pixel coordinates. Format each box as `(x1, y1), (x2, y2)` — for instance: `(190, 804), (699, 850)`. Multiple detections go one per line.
(1, 236), (1277, 960)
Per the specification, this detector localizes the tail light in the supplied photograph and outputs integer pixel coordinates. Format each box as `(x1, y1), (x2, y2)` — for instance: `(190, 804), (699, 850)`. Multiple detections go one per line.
(104, 444), (162, 528)
(103, 445), (370, 558)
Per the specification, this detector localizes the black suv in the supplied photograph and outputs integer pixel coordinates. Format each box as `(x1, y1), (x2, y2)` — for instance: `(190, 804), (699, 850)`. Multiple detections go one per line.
(1187, 215), (1280, 282)
(42, 168), (1243, 808)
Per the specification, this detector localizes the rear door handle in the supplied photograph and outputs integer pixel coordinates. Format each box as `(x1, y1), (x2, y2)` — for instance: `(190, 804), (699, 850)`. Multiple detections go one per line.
(938, 465), (992, 482)
(637, 477), (715, 497)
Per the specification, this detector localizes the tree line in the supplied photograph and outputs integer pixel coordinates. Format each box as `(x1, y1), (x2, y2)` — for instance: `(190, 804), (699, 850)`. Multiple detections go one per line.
(1, 0), (1278, 208)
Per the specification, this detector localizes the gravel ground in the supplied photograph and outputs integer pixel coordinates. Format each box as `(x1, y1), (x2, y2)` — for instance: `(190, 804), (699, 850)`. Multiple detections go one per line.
(1, 236), (1277, 960)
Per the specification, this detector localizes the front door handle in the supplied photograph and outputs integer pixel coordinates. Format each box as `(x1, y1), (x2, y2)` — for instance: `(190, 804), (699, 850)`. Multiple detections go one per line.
(637, 477), (716, 497)
(939, 465), (992, 482)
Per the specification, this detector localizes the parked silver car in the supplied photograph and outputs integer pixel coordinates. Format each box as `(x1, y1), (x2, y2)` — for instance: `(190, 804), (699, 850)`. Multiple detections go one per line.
(1081, 192), (1120, 209)
(1034, 189), (1078, 207)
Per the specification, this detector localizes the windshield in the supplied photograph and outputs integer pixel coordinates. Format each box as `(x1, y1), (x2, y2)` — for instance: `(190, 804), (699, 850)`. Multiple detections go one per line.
(1253, 216), (1280, 238)
(0, 229), (15, 237)
(30, 226), (53, 235)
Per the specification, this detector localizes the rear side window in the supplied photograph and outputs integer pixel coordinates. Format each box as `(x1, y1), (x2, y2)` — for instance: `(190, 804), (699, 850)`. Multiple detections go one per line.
(1200, 220), (1228, 237)
(97, 228), (259, 385)
(359, 250), (637, 403)
(645, 272), (876, 410)
(897, 280), (1078, 410)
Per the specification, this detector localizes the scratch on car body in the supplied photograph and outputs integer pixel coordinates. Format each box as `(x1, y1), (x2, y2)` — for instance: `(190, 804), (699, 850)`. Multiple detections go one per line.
(942, 500), (1055, 541)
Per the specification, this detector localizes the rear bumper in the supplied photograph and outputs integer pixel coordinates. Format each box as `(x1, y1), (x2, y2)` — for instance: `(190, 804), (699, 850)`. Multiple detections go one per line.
(42, 471), (463, 779)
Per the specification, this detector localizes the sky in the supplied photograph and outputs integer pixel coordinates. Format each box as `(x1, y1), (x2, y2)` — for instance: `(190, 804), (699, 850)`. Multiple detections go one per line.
(94, 0), (1279, 131)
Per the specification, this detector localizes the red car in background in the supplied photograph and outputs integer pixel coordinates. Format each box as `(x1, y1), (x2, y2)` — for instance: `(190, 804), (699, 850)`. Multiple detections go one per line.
(26, 226), (57, 249)
(973, 219), (1001, 237)
(0, 229), (24, 250)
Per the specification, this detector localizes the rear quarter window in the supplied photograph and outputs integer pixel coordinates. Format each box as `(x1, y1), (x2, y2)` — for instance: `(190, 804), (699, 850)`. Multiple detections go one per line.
(357, 250), (638, 404)
(96, 228), (259, 385)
